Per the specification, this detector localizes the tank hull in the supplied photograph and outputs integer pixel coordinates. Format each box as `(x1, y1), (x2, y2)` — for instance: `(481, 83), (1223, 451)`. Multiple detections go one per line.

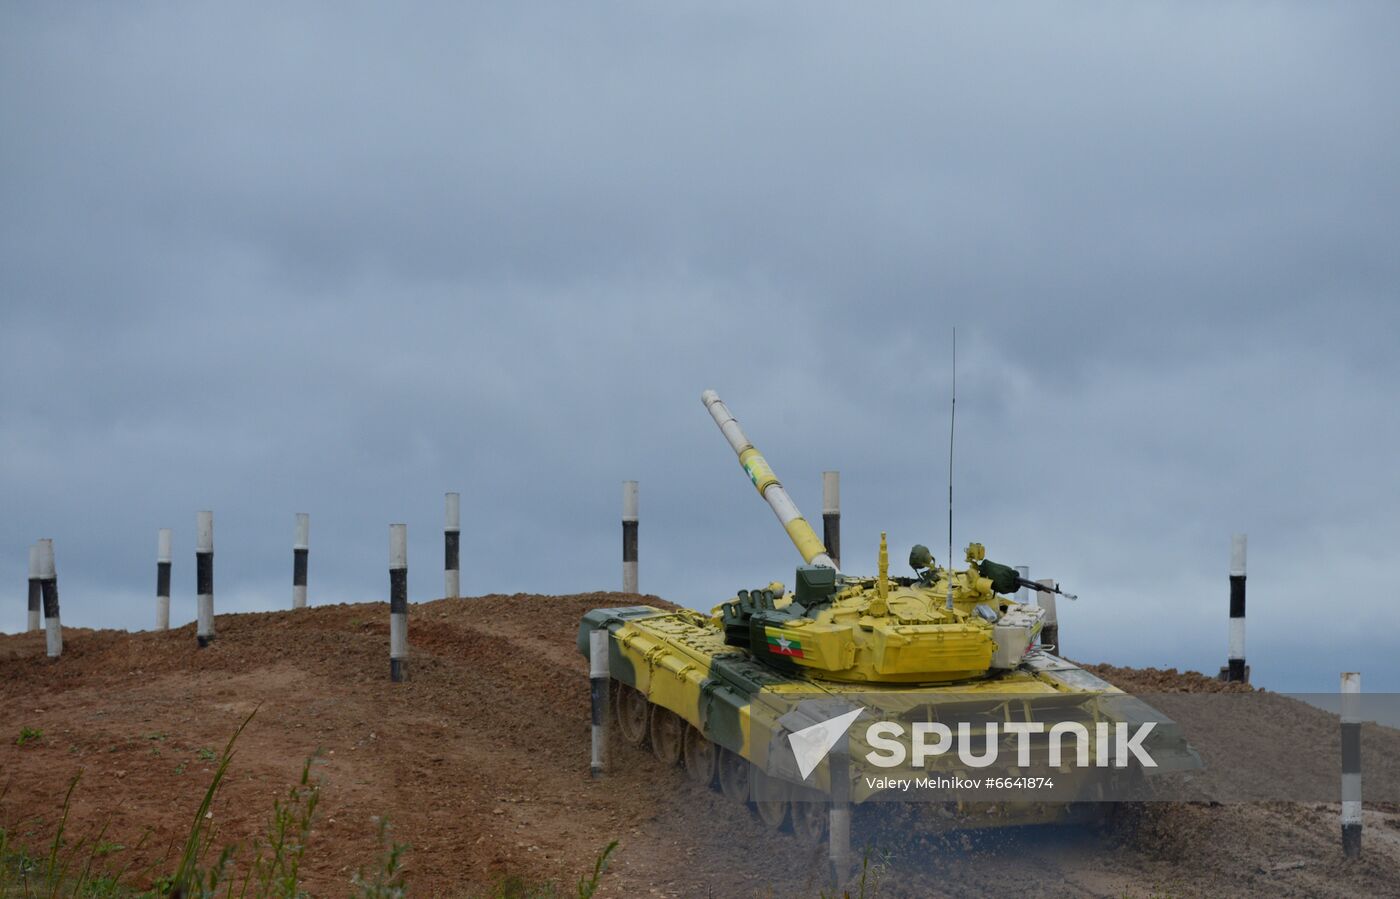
(581, 605), (1200, 829)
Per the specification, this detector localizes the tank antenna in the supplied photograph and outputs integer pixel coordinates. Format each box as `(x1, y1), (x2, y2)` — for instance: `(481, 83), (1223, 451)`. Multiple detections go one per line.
(946, 328), (957, 612)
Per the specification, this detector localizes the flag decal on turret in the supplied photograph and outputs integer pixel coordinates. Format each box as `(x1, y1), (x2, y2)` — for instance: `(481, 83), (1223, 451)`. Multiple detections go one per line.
(765, 629), (804, 658)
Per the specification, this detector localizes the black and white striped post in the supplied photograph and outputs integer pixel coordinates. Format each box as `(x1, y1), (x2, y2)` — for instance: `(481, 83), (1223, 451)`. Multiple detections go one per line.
(828, 730), (852, 885)
(37, 538), (61, 658)
(622, 481), (638, 594)
(389, 523), (408, 682)
(196, 510), (214, 647)
(156, 528), (172, 631)
(1015, 565), (1039, 643)
(1341, 671), (1362, 858)
(292, 513), (309, 609)
(1037, 578), (1059, 653)
(822, 471), (840, 568)
(27, 543), (41, 632)
(444, 492), (460, 599)
(1225, 533), (1248, 683)
(589, 628), (609, 777)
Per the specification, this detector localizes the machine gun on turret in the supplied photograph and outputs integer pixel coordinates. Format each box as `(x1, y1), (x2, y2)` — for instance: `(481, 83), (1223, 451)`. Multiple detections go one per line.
(908, 543), (1078, 600)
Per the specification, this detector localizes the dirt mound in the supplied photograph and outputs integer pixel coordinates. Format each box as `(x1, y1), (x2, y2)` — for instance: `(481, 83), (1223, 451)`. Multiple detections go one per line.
(1081, 662), (1257, 694)
(3, 595), (1397, 897)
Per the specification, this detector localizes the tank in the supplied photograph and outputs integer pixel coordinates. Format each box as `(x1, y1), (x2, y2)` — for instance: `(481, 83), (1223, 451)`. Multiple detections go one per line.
(579, 390), (1201, 853)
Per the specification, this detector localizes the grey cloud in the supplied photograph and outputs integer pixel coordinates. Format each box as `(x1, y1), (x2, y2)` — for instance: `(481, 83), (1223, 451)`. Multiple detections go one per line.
(2, 3), (1397, 693)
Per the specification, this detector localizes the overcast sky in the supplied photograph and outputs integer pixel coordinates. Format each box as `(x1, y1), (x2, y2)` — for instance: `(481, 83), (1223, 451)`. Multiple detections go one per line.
(3, 4), (1397, 692)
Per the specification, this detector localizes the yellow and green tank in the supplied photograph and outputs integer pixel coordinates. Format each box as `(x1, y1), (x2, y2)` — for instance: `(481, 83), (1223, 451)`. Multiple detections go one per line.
(579, 390), (1200, 842)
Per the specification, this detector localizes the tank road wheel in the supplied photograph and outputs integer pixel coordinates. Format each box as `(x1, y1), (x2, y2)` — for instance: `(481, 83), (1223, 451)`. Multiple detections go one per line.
(790, 799), (827, 843)
(718, 748), (750, 802)
(649, 708), (684, 766)
(615, 686), (650, 747)
(750, 766), (789, 830)
(682, 725), (718, 786)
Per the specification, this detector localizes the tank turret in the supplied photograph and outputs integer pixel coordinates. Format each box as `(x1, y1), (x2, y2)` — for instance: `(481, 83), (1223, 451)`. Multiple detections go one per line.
(702, 389), (1054, 683)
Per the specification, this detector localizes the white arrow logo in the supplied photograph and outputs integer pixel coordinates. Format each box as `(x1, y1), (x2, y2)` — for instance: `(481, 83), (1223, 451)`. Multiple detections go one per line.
(787, 708), (863, 780)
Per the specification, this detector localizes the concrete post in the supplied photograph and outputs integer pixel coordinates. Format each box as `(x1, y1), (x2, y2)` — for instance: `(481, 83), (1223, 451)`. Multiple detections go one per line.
(27, 543), (41, 632)
(156, 528), (172, 630)
(1226, 534), (1248, 682)
(37, 539), (61, 658)
(293, 513), (309, 609)
(195, 511), (214, 647)
(622, 481), (638, 594)
(445, 492), (460, 599)
(1037, 578), (1059, 653)
(828, 729), (852, 886)
(1341, 672), (1362, 857)
(822, 471), (840, 568)
(589, 628), (609, 777)
(389, 523), (408, 682)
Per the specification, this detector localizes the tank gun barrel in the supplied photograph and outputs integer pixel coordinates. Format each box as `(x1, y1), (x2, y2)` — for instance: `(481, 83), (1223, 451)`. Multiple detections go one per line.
(701, 390), (837, 569)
